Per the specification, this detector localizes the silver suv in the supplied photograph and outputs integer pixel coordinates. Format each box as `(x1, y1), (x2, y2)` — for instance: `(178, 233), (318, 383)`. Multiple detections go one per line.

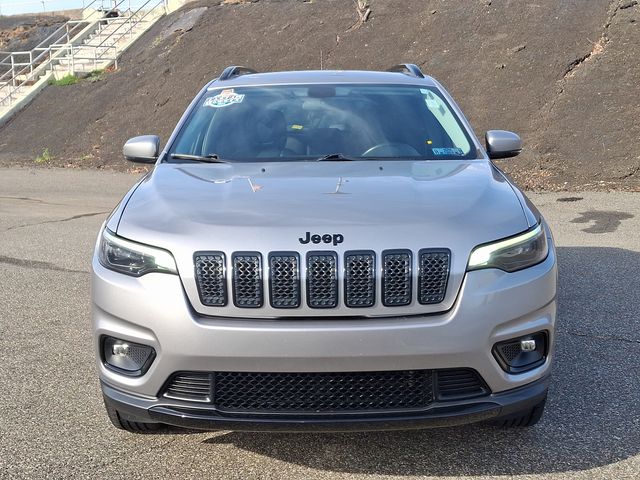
(93, 65), (556, 433)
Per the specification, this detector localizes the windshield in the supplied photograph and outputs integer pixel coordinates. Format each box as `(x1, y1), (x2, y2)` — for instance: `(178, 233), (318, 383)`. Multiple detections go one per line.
(167, 84), (477, 162)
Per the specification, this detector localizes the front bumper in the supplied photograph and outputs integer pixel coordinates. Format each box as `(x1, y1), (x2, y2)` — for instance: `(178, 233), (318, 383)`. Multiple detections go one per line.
(103, 376), (549, 432)
(92, 238), (556, 430)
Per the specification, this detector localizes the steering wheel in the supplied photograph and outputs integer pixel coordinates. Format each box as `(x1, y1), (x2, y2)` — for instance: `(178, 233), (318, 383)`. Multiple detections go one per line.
(362, 143), (421, 157)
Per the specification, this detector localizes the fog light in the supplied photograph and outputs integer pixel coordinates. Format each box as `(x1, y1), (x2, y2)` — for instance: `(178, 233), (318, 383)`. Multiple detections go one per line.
(102, 336), (155, 376)
(520, 339), (536, 352)
(493, 331), (547, 374)
(112, 342), (130, 356)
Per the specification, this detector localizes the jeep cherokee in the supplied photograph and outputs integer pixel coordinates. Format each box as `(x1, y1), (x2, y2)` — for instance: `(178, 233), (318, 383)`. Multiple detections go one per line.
(92, 64), (556, 432)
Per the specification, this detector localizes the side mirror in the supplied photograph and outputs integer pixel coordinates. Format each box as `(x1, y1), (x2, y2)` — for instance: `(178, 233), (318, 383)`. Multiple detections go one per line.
(485, 130), (522, 159)
(123, 135), (160, 164)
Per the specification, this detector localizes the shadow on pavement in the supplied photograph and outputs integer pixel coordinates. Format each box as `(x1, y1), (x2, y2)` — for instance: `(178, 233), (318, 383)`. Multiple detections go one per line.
(201, 247), (640, 476)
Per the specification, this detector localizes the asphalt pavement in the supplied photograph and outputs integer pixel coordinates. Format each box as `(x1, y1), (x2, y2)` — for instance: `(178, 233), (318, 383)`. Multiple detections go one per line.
(0, 167), (638, 480)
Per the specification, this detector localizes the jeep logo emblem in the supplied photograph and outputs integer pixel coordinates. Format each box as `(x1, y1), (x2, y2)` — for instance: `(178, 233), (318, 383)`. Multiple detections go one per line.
(299, 232), (344, 246)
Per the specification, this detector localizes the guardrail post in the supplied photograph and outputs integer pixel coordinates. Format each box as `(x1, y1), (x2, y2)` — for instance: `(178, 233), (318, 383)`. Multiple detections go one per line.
(10, 55), (15, 86)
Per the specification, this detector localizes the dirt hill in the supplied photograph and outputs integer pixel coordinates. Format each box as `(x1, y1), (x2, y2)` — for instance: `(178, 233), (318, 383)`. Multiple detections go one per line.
(0, 14), (71, 52)
(0, 0), (638, 191)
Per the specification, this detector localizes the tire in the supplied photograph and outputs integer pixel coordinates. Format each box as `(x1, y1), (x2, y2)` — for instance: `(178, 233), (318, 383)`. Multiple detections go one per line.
(491, 395), (547, 428)
(104, 398), (164, 433)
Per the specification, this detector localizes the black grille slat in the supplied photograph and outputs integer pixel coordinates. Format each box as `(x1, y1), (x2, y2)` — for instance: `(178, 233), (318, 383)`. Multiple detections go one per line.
(382, 250), (412, 306)
(164, 373), (212, 403)
(418, 249), (450, 305)
(213, 370), (433, 413)
(232, 252), (263, 308)
(435, 369), (488, 400)
(306, 252), (338, 308)
(344, 251), (376, 308)
(194, 252), (227, 306)
(269, 252), (301, 308)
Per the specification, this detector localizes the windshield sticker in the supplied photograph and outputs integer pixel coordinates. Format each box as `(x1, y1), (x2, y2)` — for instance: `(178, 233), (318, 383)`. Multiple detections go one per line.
(425, 98), (439, 110)
(204, 89), (245, 108)
(432, 147), (465, 156)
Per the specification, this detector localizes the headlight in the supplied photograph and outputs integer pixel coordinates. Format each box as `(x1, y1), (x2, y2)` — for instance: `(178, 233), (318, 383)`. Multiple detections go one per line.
(467, 223), (548, 272)
(99, 228), (177, 276)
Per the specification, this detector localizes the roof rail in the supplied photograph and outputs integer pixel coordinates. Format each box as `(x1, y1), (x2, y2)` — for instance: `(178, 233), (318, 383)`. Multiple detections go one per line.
(386, 63), (424, 78)
(218, 66), (259, 81)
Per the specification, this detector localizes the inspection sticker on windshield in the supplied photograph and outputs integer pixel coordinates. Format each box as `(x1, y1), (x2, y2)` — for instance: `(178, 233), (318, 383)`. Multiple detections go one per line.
(204, 89), (245, 108)
(432, 147), (465, 156)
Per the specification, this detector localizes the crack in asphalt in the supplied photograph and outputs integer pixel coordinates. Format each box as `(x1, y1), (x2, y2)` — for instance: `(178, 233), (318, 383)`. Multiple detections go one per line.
(5, 211), (109, 232)
(0, 255), (88, 274)
(0, 195), (67, 206)
(559, 329), (640, 345)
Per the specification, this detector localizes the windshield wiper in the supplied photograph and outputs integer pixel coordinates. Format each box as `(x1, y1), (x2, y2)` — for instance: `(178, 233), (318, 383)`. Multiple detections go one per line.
(170, 153), (229, 164)
(316, 153), (357, 162)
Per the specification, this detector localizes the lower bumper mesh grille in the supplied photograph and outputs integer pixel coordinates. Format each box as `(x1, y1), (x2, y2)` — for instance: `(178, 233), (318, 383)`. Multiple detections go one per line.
(162, 369), (488, 413)
(214, 370), (432, 412)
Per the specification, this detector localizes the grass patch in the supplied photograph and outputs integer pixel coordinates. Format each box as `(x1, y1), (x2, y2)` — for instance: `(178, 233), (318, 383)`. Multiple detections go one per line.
(85, 69), (106, 83)
(49, 74), (78, 86)
(34, 148), (53, 164)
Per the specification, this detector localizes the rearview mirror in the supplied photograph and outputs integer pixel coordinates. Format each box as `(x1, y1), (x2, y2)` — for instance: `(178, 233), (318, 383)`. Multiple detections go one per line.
(123, 135), (160, 164)
(485, 130), (522, 159)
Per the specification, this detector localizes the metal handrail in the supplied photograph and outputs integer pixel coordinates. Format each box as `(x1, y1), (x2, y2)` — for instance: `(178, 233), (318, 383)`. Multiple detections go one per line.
(90, 0), (164, 54)
(0, 0), (129, 76)
(0, 0), (109, 69)
(72, 0), (165, 72)
(0, 0), (167, 107)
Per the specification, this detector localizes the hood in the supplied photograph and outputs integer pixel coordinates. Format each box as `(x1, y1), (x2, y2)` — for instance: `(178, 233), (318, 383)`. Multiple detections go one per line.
(115, 160), (530, 317)
(117, 160), (528, 245)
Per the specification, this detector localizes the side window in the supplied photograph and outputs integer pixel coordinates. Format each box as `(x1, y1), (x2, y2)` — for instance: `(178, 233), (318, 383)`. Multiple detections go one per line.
(422, 90), (471, 154)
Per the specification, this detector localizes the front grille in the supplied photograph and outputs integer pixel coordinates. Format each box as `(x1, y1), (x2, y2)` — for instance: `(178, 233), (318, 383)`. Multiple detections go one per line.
(418, 249), (451, 304)
(194, 252), (227, 306)
(382, 250), (412, 306)
(344, 251), (376, 307)
(306, 252), (338, 308)
(194, 249), (451, 310)
(162, 368), (489, 413)
(232, 253), (263, 308)
(269, 252), (301, 308)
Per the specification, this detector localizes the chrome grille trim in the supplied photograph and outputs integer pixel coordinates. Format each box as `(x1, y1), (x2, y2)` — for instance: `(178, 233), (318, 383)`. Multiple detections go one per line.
(231, 252), (263, 308)
(194, 252), (227, 306)
(381, 249), (412, 306)
(268, 252), (301, 309)
(344, 250), (376, 308)
(417, 249), (451, 305)
(306, 251), (338, 308)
